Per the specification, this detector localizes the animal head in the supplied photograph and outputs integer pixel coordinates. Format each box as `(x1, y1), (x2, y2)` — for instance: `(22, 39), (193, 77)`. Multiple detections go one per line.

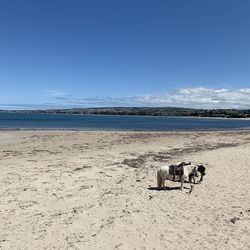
(197, 164), (206, 176)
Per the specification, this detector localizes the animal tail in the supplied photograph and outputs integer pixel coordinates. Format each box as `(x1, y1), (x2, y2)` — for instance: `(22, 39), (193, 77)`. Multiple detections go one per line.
(157, 169), (162, 188)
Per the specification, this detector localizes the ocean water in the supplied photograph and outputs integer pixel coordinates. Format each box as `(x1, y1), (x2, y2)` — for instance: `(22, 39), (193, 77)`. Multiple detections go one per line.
(0, 112), (250, 131)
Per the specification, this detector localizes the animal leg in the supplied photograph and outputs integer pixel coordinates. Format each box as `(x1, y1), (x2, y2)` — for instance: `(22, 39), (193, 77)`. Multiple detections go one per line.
(189, 184), (194, 194)
(180, 176), (184, 190)
(162, 178), (165, 189)
(192, 175), (196, 184)
(157, 170), (162, 188)
(189, 178), (194, 194)
(199, 174), (204, 183)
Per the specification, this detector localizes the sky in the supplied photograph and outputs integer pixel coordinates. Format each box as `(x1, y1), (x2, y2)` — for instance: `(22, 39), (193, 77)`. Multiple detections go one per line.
(0, 0), (250, 109)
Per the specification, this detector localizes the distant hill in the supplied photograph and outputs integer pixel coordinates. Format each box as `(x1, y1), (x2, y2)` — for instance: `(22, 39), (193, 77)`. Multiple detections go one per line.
(1, 107), (250, 118)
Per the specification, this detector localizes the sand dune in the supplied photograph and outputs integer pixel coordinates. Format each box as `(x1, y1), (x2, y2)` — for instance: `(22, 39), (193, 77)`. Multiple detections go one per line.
(0, 130), (250, 249)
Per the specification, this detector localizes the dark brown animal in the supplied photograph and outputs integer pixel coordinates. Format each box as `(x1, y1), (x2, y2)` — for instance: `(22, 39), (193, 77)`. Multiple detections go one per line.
(197, 164), (206, 183)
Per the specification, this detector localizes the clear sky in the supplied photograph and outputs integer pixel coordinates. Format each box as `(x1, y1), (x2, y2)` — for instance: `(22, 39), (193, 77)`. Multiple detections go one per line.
(0, 0), (250, 109)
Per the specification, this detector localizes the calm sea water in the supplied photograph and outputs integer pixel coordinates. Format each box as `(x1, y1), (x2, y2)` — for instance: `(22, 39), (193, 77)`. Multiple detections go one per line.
(0, 112), (250, 131)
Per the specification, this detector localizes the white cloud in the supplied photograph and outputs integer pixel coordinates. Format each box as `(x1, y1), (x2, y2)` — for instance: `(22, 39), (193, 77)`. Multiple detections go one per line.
(161, 87), (250, 108)
(51, 87), (250, 109)
(2, 87), (250, 109)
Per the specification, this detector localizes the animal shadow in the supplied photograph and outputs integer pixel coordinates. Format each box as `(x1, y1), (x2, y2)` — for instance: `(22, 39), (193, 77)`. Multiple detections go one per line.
(148, 186), (189, 191)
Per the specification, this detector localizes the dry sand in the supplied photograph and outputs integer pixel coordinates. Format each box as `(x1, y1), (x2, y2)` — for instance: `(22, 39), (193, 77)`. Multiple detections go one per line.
(0, 130), (250, 250)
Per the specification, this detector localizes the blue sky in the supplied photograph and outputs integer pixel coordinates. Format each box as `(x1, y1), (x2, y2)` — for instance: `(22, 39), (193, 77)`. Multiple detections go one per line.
(0, 0), (250, 109)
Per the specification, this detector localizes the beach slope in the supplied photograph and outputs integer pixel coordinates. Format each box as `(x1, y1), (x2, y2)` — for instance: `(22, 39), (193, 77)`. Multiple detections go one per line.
(0, 130), (249, 249)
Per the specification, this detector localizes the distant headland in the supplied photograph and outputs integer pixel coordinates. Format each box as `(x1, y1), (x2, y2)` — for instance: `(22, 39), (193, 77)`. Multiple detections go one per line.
(1, 107), (250, 118)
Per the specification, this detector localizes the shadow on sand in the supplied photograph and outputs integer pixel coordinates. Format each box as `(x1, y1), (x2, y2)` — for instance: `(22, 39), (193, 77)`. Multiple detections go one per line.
(148, 186), (190, 191)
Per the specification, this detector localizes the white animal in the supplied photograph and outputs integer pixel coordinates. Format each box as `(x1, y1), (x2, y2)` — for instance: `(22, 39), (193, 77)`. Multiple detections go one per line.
(157, 164), (199, 192)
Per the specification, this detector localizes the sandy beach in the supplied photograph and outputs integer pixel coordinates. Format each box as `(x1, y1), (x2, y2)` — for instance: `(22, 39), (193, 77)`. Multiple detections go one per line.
(0, 130), (250, 250)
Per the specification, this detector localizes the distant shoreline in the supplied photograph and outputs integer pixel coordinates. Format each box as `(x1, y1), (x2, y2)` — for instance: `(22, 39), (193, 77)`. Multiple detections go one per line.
(0, 107), (250, 119)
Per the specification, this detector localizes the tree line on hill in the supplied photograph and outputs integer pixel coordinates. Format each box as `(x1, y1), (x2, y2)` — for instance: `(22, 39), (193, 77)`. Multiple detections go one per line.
(1, 107), (250, 118)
